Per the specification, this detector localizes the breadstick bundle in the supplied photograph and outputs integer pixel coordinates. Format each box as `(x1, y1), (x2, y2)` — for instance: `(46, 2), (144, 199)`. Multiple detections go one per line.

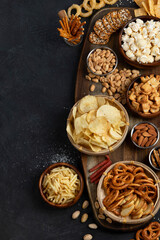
(57, 15), (86, 45)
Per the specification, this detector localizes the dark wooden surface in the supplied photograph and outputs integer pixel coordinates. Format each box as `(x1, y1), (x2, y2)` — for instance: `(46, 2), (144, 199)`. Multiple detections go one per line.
(75, 7), (160, 231)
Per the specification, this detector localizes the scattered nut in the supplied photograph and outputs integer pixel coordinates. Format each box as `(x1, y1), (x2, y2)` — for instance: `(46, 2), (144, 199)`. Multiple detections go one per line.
(88, 223), (98, 229)
(90, 84), (95, 92)
(98, 214), (105, 220)
(81, 213), (88, 223)
(94, 201), (99, 209)
(106, 217), (112, 224)
(72, 210), (80, 219)
(82, 200), (89, 209)
(85, 68), (140, 105)
(83, 234), (93, 240)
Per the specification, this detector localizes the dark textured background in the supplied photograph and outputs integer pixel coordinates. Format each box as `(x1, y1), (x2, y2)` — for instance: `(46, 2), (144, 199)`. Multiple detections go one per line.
(1, 0), (157, 239)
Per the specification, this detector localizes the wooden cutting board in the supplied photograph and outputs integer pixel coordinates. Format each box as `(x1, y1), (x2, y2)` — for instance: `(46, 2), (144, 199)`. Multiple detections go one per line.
(75, 7), (160, 231)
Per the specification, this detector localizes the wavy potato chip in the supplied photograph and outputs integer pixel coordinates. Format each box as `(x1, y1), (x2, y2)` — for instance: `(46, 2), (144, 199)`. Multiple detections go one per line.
(89, 117), (109, 136)
(102, 135), (117, 146)
(97, 97), (106, 107)
(86, 109), (96, 123)
(97, 105), (121, 125)
(109, 127), (122, 140)
(74, 113), (88, 135)
(78, 95), (98, 114)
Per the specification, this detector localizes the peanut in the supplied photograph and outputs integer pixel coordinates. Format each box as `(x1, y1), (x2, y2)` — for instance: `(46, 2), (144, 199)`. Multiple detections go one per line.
(88, 223), (98, 229)
(81, 213), (88, 223)
(90, 84), (95, 92)
(72, 210), (80, 219)
(82, 200), (89, 209)
(83, 234), (93, 240)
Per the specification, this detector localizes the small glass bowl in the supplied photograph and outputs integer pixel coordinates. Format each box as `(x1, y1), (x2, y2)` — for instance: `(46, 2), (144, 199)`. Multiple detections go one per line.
(130, 121), (159, 149)
(86, 46), (118, 77)
(149, 146), (160, 170)
(63, 35), (83, 46)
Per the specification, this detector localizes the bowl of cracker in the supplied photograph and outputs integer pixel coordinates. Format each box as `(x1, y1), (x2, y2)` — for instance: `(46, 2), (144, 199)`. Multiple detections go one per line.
(39, 162), (84, 208)
(66, 95), (129, 155)
(97, 161), (160, 224)
(119, 16), (160, 69)
(126, 74), (160, 118)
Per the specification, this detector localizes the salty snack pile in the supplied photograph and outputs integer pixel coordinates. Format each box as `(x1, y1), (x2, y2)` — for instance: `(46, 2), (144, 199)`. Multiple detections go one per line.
(42, 166), (80, 204)
(132, 123), (158, 148)
(66, 95), (127, 152)
(134, 0), (160, 18)
(128, 75), (160, 114)
(103, 163), (157, 219)
(135, 221), (160, 240)
(58, 15), (86, 45)
(150, 148), (160, 169)
(88, 48), (116, 75)
(67, 0), (119, 19)
(89, 9), (132, 45)
(86, 68), (140, 104)
(122, 19), (160, 63)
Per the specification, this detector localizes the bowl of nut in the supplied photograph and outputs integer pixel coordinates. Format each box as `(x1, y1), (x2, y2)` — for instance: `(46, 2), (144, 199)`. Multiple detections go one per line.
(149, 146), (160, 170)
(97, 161), (160, 224)
(39, 162), (84, 208)
(126, 74), (160, 118)
(119, 16), (160, 69)
(131, 122), (159, 149)
(86, 47), (118, 76)
(66, 95), (129, 155)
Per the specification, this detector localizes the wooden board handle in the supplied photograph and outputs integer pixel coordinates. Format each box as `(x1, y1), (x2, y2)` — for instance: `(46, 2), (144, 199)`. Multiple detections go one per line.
(58, 10), (68, 20)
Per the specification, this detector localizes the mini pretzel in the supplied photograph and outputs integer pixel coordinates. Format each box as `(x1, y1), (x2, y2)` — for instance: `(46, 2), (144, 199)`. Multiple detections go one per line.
(136, 229), (143, 240)
(133, 167), (144, 175)
(142, 222), (160, 240)
(103, 189), (119, 207)
(114, 163), (128, 174)
(112, 172), (134, 187)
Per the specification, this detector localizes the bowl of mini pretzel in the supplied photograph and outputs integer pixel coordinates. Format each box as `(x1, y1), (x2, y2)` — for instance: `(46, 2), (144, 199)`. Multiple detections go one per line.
(97, 161), (160, 224)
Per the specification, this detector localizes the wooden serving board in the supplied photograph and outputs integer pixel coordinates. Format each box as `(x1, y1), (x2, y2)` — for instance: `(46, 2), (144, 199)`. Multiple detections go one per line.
(75, 7), (160, 231)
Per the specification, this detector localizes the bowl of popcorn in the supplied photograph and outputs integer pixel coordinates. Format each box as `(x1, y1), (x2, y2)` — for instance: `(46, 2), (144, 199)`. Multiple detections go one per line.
(119, 16), (160, 68)
(87, 47), (118, 76)
(127, 74), (160, 118)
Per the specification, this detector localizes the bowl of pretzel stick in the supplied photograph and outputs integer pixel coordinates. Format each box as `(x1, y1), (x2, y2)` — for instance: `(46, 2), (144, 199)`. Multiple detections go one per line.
(97, 161), (160, 224)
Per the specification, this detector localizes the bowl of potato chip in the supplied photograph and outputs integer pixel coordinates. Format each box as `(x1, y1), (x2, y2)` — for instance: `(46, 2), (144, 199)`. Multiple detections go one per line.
(97, 161), (160, 224)
(66, 95), (129, 155)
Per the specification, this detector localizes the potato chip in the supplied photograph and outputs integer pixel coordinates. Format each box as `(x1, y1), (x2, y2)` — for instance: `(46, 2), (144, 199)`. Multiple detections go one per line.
(72, 106), (77, 119)
(154, 4), (160, 17)
(89, 139), (108, 149)
(134, 0), (145, 7)
(78, 95), (98, 114)
(74, 113), (88, 135)
(134, 8), (147, 17)
(142, 2), (151, 15)
(97, 96), (106, 107)
(89, 117), (109, 136)
(97, 105), (121, 125)
(102, 135), (117, 146)
(76, 138), (90, 148)
(109, 127), (122, 140)
(86, 109), (96, 123)
(66, 122), (74, 139)
(89, 143), (102, 152)
(148, 0), (155, 16)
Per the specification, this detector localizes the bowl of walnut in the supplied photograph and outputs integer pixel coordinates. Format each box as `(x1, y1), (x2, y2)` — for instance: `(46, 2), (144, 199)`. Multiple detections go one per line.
(86, 47), (118, 76)
(126, 74), (160, 118)
(119, 16), (160, 69)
